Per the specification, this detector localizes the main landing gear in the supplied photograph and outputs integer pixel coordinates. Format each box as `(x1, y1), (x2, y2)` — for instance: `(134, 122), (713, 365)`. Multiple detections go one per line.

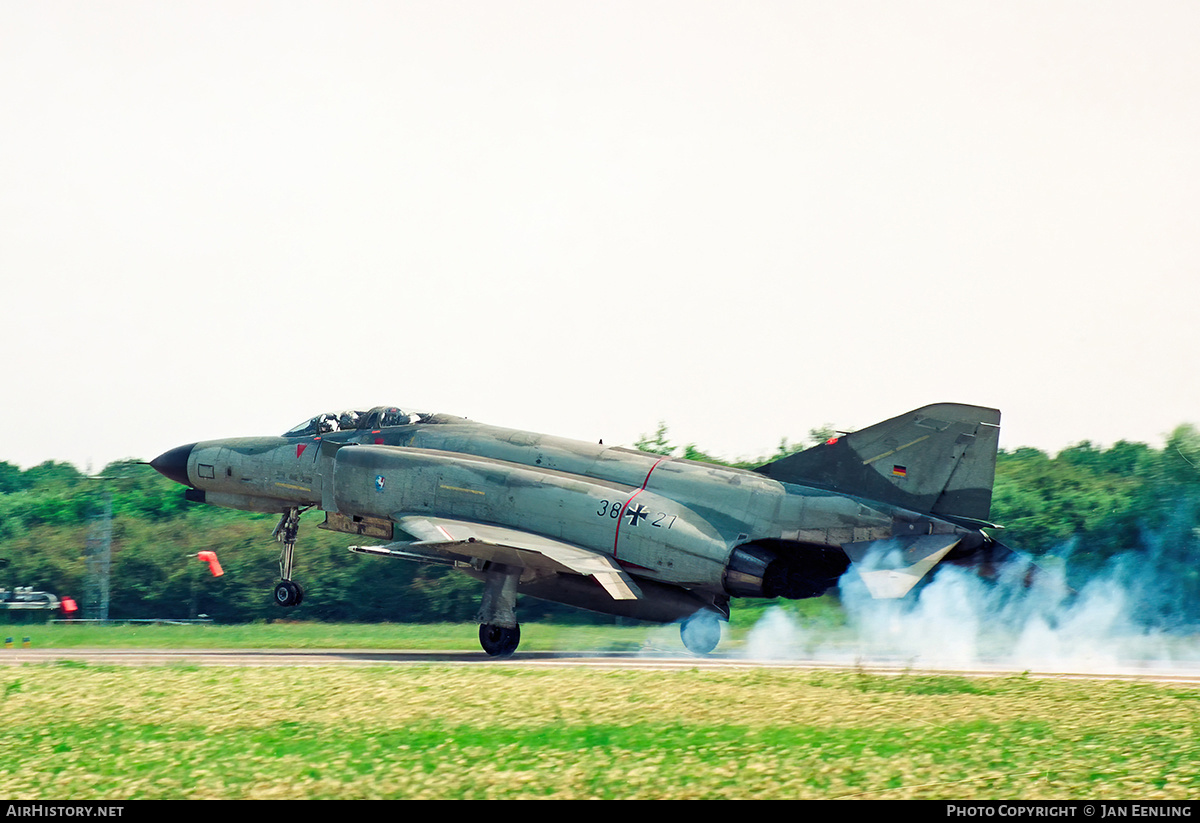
(479, 623), (521, 657)
(272, 507), (305, 607)
(477, 564), (521, 657)
(680, 609), (722, 655)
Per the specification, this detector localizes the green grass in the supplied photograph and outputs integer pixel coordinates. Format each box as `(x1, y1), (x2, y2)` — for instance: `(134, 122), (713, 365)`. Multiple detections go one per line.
(1, 594), (846, 651)
(2, 616), (1196, 799)
(0, 665), (1194, 799)
(0, 615), (738, 653)
(4, 621), (693, 651)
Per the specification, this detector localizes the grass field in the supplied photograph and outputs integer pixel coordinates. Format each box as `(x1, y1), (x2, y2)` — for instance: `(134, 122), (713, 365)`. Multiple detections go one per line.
(2, 601), (841, 653)
(2, 620), (676, 652)
(0, 621), (1196, 799)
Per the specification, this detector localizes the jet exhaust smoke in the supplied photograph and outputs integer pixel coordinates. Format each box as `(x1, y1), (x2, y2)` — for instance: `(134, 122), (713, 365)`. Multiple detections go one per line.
(739, 533), (1200, 673)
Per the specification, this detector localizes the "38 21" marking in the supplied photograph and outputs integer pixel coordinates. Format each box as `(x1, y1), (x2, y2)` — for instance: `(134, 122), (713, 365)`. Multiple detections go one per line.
(595, 500), (676, 529)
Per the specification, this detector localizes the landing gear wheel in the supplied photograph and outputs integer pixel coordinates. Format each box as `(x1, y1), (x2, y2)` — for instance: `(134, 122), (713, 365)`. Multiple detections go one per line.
(681, 610), (722, 655)
(274, 580), (303, 608)
(479, 623), (521, 657)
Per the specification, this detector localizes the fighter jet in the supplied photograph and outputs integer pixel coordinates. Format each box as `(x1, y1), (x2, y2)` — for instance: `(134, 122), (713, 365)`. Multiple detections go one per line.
(150, 403), (1019, 656)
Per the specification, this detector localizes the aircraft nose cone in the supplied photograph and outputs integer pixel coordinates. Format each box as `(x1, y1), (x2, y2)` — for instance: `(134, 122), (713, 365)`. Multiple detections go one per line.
(150, 443), (196, 487)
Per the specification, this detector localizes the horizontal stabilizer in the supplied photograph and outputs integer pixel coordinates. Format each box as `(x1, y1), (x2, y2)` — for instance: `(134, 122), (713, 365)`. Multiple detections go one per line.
(843, 534), (961, 598)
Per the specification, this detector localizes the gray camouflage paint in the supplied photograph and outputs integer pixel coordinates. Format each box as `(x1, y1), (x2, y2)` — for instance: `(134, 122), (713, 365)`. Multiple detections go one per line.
(152, 403), (1009, 630)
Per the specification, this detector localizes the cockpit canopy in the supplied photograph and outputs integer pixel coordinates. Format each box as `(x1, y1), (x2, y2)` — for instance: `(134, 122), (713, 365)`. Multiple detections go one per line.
(283, 406), (426, 437)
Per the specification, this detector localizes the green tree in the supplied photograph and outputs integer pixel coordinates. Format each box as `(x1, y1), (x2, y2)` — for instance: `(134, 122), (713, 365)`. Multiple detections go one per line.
(0, 462), (26, 494)
(633, 422), (675, 456)
(21, 461), (85, 491)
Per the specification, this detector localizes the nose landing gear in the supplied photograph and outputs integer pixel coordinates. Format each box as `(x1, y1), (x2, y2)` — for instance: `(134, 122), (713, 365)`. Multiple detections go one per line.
(274, 579), (305, 607)
(272, 507), (305, 607)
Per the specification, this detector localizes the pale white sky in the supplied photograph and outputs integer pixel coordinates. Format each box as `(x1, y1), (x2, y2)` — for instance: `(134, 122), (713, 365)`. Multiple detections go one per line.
(2, 1), (1198, 470)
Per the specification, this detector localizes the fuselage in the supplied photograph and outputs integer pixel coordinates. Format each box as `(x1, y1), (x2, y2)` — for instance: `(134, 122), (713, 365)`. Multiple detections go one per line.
(152, 406), (975, 609)
(150, 403), (1015, 654)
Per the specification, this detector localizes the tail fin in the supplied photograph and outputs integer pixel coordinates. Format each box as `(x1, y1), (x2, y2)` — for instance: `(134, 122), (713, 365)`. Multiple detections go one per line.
(755, 403), (1001, 523)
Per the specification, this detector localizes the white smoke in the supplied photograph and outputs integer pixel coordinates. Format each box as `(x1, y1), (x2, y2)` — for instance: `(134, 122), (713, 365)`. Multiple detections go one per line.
(739, 547), (1200, 673)
(742, 604), (806, 660)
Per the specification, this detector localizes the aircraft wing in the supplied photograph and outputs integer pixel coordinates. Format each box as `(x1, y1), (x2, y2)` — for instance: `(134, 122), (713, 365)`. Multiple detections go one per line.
(353, 514), (644, 601)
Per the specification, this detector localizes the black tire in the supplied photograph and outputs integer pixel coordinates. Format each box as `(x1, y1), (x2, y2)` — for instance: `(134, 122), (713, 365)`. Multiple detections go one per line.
(274, 580), (300, 608)
(479, 623), (521, 657)
(680, 610), (722, 655)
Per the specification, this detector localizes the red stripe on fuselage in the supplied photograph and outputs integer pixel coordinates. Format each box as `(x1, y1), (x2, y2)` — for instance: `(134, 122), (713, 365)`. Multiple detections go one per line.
(613, 458), (664, 557)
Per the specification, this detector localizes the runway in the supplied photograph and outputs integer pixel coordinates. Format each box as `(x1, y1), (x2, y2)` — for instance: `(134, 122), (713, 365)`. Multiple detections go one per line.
(3, 647), (1200, 683)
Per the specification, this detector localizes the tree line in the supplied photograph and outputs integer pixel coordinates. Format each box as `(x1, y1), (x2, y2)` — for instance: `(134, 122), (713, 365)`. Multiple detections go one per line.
(2, 422), (1199, 627)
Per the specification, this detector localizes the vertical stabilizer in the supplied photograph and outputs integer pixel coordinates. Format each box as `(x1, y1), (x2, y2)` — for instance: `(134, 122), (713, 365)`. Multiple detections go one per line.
(755, 403), (1001, 522)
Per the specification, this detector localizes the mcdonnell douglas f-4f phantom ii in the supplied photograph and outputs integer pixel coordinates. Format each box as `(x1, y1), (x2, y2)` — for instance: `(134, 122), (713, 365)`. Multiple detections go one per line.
(150, 403), (1020, 656)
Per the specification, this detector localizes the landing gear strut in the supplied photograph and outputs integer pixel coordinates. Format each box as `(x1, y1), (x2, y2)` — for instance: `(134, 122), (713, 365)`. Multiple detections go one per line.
(477, 564), (521, 657)
(272, 507), (305, 607)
